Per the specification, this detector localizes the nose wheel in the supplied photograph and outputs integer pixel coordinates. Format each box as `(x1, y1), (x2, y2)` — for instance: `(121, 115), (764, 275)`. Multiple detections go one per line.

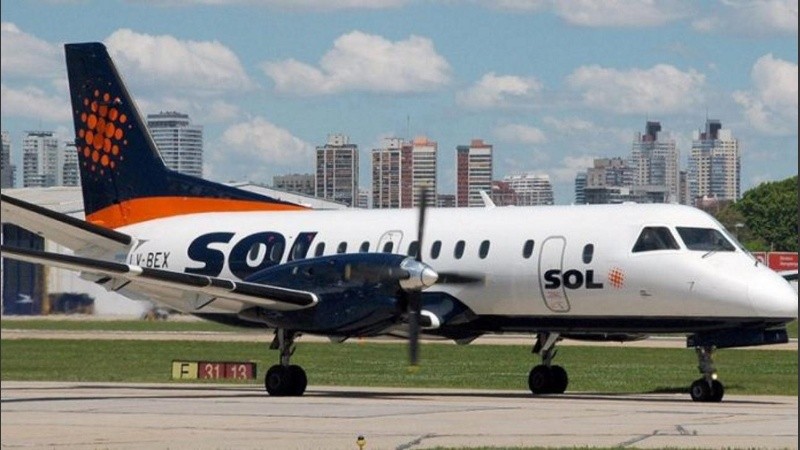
(689, 346), (724, 402)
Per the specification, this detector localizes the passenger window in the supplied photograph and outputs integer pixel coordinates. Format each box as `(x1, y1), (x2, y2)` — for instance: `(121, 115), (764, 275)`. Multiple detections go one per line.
(676, 227), (735, 252)
(314, 242), (325, 257)
(632, 227), (680, 253)
(454, 240), (465, 259)
(382, 241), (394, 253)
(359, 241), (370, 253)
(407, 241), (419, 258)
(522, 240), (535, 259)
(336, 242), (347, 254)
(430, 241), (442, 259)
(582, 244), (594, 264)
(479, 240), (490, 259)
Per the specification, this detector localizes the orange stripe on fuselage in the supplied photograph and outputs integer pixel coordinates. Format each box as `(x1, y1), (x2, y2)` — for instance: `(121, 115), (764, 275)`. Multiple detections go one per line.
(86, 197), (308, 229)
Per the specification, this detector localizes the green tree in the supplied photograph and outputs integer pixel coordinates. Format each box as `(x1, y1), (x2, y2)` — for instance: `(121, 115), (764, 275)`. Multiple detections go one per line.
(730, 176), (798, 252)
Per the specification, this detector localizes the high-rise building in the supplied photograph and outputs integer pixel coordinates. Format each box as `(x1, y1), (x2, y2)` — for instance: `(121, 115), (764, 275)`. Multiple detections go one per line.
(436, 194), (455, 208)
(409, 136), (437, 207)
(574, 172), (587, 205)
(356, 189), (371, 209)
(630, 121), (680, 203)
(61, 142), (80, 187)
(273, 173), (315, 196)
(503, 173), (554, 206)
(583, 157), (635, 204)
(490, 180), (517, 206)
(1, 131), (15, 188)
(146, 111), (203, 178)
(678, 170), (690, 206)
(22, 131), (59, 188)
(688, 119), (740, 204)
(456, 139), (493, 207)
(371, 138), (408, 209)
(316, 133), (359, 207)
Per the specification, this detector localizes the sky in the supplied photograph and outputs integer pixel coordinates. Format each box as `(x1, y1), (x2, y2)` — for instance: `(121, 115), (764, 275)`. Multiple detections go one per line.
(1, 0), (797, 204)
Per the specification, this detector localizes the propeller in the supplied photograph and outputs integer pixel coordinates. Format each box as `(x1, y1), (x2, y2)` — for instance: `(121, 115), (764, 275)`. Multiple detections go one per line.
(402, 187), (486, 368)
(407, 187), (428, 368)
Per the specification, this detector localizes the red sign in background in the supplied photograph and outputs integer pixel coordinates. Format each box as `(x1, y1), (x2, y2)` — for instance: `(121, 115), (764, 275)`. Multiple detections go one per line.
(766, 252), (799, 271)
(752, 252), (798, 271)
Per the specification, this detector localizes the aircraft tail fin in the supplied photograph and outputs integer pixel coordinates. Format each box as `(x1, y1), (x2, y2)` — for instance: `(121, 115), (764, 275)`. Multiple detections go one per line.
(65, 42), (306, 229)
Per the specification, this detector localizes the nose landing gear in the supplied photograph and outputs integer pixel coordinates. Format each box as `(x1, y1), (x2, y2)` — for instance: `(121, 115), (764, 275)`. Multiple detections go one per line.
(689, 346), (724, 402)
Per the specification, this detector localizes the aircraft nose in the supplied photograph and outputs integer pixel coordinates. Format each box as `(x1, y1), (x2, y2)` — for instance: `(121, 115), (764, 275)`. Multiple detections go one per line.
(748, 272), (798, 319)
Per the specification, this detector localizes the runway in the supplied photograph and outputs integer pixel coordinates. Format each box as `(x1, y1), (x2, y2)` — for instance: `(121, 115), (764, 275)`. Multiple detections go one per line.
(1, 382), (797, 449)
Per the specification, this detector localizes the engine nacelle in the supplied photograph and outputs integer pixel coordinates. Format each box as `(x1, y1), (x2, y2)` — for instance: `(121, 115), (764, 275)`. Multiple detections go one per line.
(239, 253), (426, 336)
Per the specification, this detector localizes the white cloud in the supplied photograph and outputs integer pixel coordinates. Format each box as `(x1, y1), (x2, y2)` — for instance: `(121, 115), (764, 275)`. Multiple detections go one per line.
(262, 31), (451, 95)
(0, 84), (70, 123)
(139, 0), (407, 10)
(552, 0), (687, 27)
(732, 54), (797, 135)
(105, 29), (254, 94)
(456, 73), (542, 109)
(493, 123), (547, 145)
(566, 64), (705, 114)
(137, 96), (241, 125)
(213, 117), (314, 181)
(543, 116), (631, 143)
(549, 155), (597, 183)
(0, 22), (62, 79)
(485, 0), (687, 27)
(692, 0), (797, 36)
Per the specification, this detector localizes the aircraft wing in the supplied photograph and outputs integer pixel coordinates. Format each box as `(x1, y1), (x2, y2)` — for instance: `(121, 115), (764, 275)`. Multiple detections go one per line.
(0, 194), (131, 255)
(1, 245), (318, 312)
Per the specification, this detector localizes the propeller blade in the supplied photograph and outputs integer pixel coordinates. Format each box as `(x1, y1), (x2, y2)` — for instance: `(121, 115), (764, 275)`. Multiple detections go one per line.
(408, 291), (421, 367)
(416, 187), (428, 263)
(409, 186), (428, 368)
(437, 272), (485, 285)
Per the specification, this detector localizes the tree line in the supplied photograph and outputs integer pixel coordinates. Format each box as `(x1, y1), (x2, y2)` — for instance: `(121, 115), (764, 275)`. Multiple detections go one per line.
(714, 175), (798, 252)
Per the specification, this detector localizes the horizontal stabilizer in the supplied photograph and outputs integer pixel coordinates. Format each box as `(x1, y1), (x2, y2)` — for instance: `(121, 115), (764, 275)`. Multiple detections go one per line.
(1, 245), (318, 312)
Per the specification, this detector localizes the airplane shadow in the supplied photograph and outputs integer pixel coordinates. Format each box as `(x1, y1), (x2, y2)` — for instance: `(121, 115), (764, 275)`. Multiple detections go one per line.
(0, 383), (785, 406)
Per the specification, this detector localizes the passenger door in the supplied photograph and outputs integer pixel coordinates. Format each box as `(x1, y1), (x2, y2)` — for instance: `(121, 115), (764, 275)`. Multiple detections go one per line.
(538, 236), (570, 312)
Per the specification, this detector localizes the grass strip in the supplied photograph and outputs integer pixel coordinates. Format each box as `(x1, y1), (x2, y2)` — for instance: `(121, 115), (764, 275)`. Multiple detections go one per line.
(1, 339), (795, 396)
(2, 318), (795, 339)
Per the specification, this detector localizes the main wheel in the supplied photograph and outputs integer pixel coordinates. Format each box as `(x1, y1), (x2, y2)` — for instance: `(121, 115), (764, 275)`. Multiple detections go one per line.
(528, 365), (551, 394)
(287, 365), (308, 396)
(265, 365), (291, 396)
(548, 365), (568, 394)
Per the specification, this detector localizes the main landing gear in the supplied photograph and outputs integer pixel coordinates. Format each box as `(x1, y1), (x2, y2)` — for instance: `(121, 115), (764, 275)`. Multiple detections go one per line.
(689, 346), (724, 402)
(528, 332), (568, 395)
(264, 329), (307, 396)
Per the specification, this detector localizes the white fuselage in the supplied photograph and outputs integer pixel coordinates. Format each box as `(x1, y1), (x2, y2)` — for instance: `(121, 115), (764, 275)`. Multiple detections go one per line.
(111, 203), (797, 327)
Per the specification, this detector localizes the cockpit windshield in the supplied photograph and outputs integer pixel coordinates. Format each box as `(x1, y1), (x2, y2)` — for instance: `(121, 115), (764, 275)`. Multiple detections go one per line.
(632, 226), (680, 252)
(676, 227), (736, 252)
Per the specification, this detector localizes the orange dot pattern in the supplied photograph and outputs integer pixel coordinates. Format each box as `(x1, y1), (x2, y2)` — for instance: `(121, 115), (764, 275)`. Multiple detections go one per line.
(607, 268), (625, 289)
(76, 88), (129, 177)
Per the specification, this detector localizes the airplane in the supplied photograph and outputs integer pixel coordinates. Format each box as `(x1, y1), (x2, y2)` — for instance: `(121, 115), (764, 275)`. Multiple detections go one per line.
(1, 42), (797, 402)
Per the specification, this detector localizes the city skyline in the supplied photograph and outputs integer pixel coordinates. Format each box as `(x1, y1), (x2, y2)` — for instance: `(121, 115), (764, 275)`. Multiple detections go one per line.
(1, 1), (796, 204)
(0, 118), (767, 207)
